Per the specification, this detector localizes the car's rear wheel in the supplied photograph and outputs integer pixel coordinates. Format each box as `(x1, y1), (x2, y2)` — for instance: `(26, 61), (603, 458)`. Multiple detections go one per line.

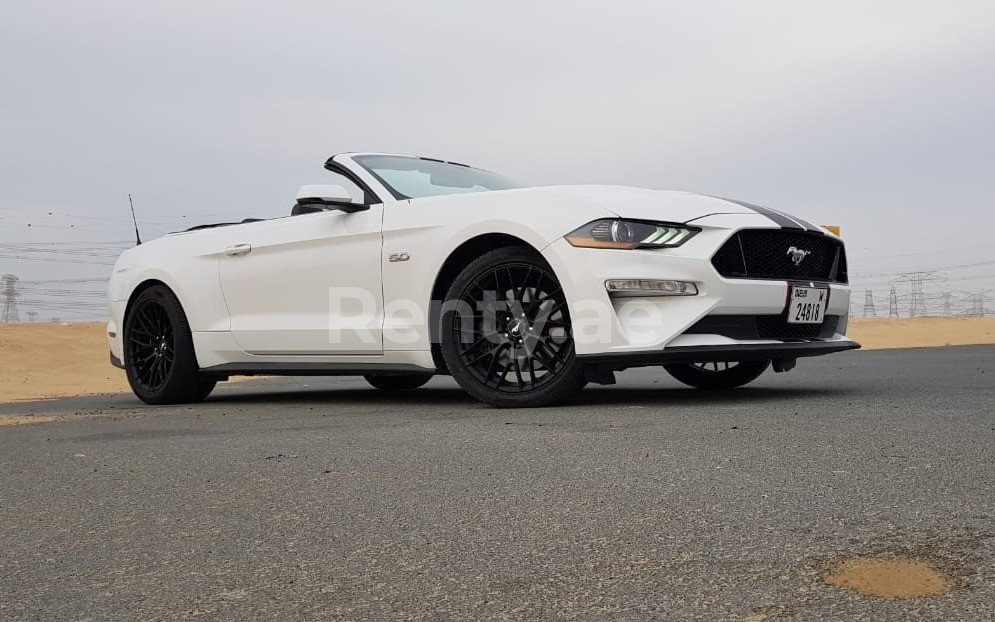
(440, 246), (585, 407)
(664, 360), (769, 389)
(363, 374), (433, 392)
(124, 285), (216, 404)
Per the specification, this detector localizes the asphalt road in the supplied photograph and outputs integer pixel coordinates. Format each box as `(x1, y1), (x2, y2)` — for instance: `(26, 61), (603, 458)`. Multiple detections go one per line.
(2, 346), (994, 621)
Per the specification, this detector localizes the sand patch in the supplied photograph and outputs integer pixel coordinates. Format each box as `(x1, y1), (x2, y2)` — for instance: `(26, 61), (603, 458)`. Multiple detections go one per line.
(847, 316), (995, 350)
(1, 322), (131, 402)
(823, 555), (951, 598)
(0, 323), (130, 402)
(0, 322), (256, 403)
(0, 414), (60, 426)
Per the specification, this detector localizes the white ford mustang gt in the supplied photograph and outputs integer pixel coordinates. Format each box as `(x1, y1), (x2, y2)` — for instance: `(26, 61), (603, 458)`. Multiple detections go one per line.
(107, 153), (859, 407)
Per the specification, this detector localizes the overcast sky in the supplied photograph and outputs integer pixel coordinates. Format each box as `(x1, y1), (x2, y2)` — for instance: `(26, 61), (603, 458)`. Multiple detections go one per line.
(2, 1), (994, 316)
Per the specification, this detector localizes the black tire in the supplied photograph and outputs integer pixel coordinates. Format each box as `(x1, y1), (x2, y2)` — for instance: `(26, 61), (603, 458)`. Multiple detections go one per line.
(440, 246), (586, 407)
(123, 285), (216, 404)
(364, 374), (433, 392)
(664, 360), (770, 389)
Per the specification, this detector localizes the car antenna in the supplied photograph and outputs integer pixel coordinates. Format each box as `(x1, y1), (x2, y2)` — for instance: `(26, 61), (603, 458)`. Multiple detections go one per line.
(128, 193), (142, 245)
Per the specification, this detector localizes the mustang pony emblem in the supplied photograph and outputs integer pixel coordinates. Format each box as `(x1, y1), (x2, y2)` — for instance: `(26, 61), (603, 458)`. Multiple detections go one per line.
(786, 246), (811, 266)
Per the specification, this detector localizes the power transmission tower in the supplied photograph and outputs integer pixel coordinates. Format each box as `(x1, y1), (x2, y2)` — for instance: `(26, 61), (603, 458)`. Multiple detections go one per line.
(892, 272), (945, 318)
(862, 290), (877, 317)
(941, 291), (953, 316)
(966, 291), (992, 316)
(1, 274), (20, 323)
(26, 311), (39, 322)
(888, 287), (900, 318)
(909, 274), (926, 317)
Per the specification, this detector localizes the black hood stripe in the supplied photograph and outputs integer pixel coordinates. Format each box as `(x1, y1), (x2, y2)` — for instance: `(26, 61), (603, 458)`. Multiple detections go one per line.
(713, 196), (817, 232)
(765, 206), (819, 231)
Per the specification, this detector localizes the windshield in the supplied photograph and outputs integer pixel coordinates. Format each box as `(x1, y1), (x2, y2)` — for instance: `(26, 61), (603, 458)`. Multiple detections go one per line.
(352, 155), (518, 200)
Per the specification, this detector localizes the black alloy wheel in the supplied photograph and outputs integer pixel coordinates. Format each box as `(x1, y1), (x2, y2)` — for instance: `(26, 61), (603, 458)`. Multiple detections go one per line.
(663, 360), (770, 389)
(692, 361), (737, 373)
(124, 285), (216, 404)
(128, 298), (175, 393)
(440, 246), (585, 407)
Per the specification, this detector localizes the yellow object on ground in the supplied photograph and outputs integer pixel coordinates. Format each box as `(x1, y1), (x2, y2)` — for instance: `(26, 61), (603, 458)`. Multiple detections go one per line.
(823, 555), (951, 599)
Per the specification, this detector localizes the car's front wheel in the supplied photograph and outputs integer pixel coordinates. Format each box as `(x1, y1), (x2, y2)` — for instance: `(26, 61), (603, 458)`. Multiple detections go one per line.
(124, 285), (216, 404)
(440, 246), (585, 407)
(364, 374), (433, 392)
(664, 360), (769, 389)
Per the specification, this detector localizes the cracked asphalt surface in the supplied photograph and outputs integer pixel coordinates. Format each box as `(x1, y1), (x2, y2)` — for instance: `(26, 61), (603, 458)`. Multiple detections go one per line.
(1, 346), (994, 621)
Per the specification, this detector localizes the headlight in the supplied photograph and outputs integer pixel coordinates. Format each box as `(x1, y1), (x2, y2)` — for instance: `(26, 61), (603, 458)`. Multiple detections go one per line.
(564, 219), (699, 250)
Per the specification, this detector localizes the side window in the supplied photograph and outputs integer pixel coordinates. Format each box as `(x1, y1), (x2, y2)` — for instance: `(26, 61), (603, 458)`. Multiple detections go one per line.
(324, 171), (366, 204)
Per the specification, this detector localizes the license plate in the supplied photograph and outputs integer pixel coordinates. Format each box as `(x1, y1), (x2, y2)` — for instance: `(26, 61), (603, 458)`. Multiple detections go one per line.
(787, 286), (827, 324)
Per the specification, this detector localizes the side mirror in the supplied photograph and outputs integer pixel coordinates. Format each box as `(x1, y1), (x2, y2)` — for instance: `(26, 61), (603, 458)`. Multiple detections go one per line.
(295, 185), (368, 213)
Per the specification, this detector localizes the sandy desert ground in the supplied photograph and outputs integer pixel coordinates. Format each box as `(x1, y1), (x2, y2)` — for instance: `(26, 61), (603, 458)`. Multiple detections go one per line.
(2, 317), (994, 403)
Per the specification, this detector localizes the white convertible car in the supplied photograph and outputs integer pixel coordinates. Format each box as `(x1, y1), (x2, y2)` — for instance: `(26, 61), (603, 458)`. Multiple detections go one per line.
(108, 153), (858, 407)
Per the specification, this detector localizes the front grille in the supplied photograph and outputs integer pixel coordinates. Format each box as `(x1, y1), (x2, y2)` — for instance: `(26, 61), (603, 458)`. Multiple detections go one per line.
(712, 229), (847, 283)
(757, 315), (839, 340)
(685, 315), (840, 341)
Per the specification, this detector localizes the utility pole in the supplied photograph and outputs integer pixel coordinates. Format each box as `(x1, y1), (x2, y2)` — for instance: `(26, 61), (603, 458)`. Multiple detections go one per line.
(888, 287), (900, 318)
(1, 274), (20, 323)
(862, 290), (877, 317)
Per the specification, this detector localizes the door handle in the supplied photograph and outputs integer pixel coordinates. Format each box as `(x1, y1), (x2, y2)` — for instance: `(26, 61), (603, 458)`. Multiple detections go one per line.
(225, 244), (252, 257)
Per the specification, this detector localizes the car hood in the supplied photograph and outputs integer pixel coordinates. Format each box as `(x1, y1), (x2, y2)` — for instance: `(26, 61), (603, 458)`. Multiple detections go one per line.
(509, 185), (762, 224)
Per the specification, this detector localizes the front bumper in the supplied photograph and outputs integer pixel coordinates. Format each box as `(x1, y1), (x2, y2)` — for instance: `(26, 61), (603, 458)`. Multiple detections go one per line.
(107, 311), (124, 370)
(541, 213), (855, 358)
(579, 338), (859, 371)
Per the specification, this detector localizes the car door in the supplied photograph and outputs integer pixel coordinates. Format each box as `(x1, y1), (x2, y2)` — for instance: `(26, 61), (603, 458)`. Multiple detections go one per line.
(218, 197), (384, 356)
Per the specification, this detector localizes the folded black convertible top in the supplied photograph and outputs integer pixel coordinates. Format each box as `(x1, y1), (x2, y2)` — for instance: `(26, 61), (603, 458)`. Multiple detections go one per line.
(181, 218), (265, 233)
